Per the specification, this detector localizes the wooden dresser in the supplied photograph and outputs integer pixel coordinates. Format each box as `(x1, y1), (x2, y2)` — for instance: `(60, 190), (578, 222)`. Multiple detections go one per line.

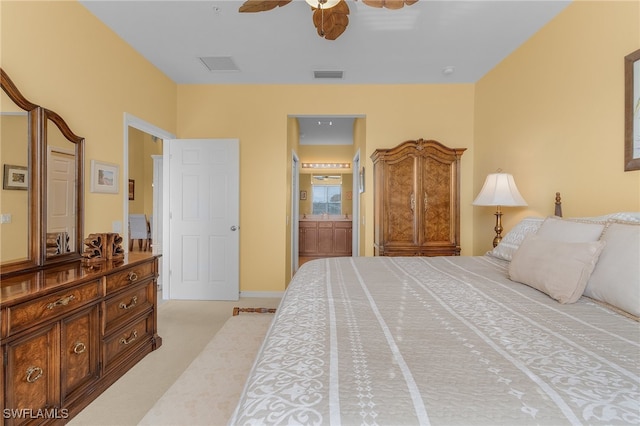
(0, 253), (162, 425)
(371, 139), (466, 257)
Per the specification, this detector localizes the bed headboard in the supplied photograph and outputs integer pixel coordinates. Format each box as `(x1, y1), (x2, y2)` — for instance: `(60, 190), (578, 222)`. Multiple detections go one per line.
(555, 192), (563, 217)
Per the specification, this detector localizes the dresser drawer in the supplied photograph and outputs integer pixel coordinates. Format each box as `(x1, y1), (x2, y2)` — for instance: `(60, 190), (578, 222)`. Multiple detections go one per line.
(105, 261), (155, 295)
(103, 312), (154, 371)
(6, 280), (101, 337)
(104, 281), (154, 334)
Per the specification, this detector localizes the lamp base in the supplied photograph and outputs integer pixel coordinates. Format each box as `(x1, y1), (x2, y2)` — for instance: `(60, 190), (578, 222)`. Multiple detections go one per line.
(493, 207), (503, 248)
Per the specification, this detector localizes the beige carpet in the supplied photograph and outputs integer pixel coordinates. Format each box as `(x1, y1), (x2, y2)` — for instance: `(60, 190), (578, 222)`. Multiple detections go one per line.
(68, 297), (280, 426)
(139, 314), (273, 425)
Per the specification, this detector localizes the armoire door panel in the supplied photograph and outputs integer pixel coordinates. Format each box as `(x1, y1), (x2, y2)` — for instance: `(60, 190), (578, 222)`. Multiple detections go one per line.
(421, 156), (453, 244)
(385, 156), (417, 244)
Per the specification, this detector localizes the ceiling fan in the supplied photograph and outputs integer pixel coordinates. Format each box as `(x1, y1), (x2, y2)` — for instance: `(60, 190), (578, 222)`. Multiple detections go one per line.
(238, 0), (418, 41)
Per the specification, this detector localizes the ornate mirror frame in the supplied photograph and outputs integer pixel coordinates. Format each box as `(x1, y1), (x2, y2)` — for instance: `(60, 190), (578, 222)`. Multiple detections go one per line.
(0, 68), (84, 276)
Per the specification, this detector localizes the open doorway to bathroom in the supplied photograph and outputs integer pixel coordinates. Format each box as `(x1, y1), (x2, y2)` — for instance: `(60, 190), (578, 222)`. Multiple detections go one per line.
(291, 115), (365, 272)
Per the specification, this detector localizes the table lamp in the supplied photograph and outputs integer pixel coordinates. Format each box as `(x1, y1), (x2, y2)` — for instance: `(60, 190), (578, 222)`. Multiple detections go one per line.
(473, 171), (527, 247)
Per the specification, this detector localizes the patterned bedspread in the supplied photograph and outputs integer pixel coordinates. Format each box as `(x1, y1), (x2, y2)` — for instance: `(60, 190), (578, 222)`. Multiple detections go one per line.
(229, 256), (640, 425)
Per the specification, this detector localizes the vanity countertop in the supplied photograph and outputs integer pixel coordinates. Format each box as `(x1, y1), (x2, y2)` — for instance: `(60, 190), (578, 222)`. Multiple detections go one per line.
(300, 215), (352, 222)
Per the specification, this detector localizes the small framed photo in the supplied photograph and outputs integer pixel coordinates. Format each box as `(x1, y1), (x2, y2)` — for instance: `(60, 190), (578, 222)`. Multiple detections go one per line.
(128, 179), (135, 200)
(90, 160), (119, 194)
(3, 164), (28, 190)
(300, 190), (307, 200)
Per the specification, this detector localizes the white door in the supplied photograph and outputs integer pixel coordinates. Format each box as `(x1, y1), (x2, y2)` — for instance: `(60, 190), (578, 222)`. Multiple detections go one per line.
(167, 138), (240, 300)
(48, 148), (76, 252)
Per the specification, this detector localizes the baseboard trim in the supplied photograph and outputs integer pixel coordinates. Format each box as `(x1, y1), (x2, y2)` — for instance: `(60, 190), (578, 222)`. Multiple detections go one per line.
(240, 291), (284, 298)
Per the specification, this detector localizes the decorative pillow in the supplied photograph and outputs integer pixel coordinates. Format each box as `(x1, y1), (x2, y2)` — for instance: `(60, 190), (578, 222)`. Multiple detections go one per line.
(486, 217), (544, 261)
(508, 235), (606, 304)
(584, 221), (640, 317)
(536, 216), (605, 242)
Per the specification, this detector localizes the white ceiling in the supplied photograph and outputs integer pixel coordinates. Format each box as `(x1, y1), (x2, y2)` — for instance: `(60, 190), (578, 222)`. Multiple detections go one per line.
(79, 0), (569, 144)
(297, 116), (359, 145)
(80, 0), (570, 85)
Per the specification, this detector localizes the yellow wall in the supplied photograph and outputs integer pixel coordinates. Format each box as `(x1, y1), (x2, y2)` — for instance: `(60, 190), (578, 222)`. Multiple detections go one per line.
(177, 84), (475, 292)
(2, 0), (638, 293)
(298, 143), (354, 165)
(0, 1), (177, 236)
(474, 0), (640, 254)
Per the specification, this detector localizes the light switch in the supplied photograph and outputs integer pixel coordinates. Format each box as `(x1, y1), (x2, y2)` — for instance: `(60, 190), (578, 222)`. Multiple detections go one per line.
(1, 214), (12, 224)
(112, 220), (122, 233)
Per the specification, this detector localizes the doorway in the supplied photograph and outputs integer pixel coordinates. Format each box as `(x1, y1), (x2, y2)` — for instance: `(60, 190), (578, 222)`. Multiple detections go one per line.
(123, 113), (175, 297)
(292, 115), (364, 272)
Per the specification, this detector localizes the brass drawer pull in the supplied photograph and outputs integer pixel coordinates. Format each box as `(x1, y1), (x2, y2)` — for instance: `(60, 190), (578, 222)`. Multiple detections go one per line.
(119, 330), (138, 345)
(127, 271), (138, 282)
(46, 294), (75, 310)
(26, 366), (43, 383)
(73, 342), (87, 354)
(119, 295), (138, 310)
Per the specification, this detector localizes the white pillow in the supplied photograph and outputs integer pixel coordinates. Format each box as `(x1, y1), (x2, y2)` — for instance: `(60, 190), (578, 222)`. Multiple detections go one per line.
(486, 217), (544, 261)
(536, 216), (605, 242)
(584, 221), (640, 317)
(509, 235), (606, 304)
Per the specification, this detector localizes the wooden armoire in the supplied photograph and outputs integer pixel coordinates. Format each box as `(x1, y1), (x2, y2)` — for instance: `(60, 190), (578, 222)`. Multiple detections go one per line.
(371, 139), (466, 256)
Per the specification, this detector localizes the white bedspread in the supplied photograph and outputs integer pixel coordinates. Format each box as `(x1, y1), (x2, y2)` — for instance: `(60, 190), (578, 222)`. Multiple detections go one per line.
(229, 256), (640, 425)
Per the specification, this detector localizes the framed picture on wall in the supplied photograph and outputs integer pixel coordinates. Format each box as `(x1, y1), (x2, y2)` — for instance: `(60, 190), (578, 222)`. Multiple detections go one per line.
(625, 48), (640, 171)
(128, 179), (135, 200)
(3, 164), (28, 190)
(90, 160), (119, 194)
(300, 190), (307, 200)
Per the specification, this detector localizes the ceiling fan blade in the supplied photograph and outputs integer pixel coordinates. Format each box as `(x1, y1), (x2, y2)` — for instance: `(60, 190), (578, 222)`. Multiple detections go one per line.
(312, 0), (350, 40)
(362, 0), (418, 9)
(239, 0), (292, 13)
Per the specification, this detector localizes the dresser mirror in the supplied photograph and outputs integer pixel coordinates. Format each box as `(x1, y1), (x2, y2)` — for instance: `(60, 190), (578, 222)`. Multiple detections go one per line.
(0, 68), (84, 276)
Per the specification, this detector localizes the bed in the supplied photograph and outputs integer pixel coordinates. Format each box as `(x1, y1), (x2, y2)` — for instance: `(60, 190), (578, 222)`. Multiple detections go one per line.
(229, 204), (640, 425)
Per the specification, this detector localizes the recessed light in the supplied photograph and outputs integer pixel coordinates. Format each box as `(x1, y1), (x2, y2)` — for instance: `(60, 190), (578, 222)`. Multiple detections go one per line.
(442, 66), (455, 76)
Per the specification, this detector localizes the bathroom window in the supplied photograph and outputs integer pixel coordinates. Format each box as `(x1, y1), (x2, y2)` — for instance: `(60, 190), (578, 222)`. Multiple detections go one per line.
(312, 186), (341, 215)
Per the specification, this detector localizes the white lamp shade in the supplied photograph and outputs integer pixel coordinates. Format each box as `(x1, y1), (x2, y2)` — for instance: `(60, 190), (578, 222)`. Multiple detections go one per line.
(472, 173), (527, 207)
(305, 0), (341, 8)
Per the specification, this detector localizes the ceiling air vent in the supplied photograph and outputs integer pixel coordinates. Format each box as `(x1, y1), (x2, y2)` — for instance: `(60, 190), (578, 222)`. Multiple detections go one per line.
(199, 56), (240, 72)
(314, 70), (344, 79)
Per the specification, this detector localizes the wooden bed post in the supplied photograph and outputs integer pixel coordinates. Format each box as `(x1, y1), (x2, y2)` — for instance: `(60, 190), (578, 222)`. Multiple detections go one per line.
(555, 192), (562, 217)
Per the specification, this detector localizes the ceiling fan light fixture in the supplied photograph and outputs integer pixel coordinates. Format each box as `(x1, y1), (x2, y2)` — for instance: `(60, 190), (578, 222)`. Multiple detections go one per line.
(305, 0), (341, 9)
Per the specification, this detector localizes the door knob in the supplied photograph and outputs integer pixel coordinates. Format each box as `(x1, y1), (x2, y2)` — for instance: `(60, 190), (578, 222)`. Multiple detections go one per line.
(230, 225), (238, 231)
